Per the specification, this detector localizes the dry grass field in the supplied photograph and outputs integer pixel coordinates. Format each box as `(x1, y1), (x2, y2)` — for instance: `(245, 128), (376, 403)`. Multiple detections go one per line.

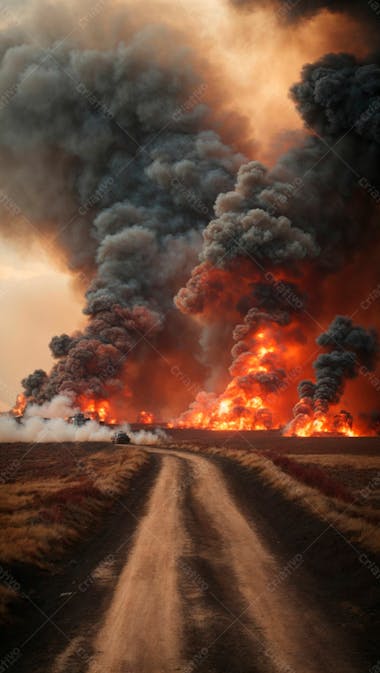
(175, 439), (380, 555)
(284, 452), (380, 505)
(0, 441), (148, 620)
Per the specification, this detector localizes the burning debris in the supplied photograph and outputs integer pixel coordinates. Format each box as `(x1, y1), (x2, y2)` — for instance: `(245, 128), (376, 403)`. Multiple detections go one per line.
(1, 1), (379, 436)
(175, 313), (291, 430)
(76, 398), (117, 425)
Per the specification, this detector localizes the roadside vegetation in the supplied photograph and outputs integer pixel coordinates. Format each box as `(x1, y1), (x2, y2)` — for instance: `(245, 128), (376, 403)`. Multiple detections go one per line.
(0, 441), (149, 620)
(178, 442), (380, 555)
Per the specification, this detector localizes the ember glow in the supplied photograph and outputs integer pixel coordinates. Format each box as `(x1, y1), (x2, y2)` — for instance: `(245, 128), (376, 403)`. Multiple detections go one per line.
(175, 311), (379, 436)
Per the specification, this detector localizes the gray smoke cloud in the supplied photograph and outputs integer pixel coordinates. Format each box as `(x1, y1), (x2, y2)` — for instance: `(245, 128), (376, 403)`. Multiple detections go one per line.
(177, 51), (380, 310)
(0, 11), (244, 411)
(0, 394), (167, 443)
(202, 161), (319, 265)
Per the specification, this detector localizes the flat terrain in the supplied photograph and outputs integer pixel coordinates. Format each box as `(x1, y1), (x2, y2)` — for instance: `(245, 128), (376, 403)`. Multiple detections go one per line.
(164, 428), (380, 455)
(1, 434), (380, 672)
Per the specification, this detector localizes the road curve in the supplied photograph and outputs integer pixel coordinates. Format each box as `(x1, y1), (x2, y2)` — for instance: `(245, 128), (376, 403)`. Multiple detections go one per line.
(58, 447), (360, 673)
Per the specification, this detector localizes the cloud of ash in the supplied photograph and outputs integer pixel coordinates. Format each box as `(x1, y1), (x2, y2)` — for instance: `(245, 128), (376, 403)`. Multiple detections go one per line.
(0, 416), (112, 443)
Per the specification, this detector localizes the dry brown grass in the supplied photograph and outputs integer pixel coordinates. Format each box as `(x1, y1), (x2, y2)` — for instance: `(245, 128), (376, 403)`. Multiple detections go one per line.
(284, 453), (380, 503)
(0, 442), (148, 620)
(287, 454), (380, 468)
(181, 443), (380, 555)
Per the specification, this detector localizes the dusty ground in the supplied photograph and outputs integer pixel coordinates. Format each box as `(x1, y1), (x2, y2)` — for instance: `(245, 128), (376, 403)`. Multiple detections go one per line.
(1, 435), (380, 672)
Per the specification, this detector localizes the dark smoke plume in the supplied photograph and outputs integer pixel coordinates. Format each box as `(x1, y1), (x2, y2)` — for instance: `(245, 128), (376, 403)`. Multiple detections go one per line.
(289, 317), (379, 430)
(176, 49), (380, 429)
(228, 0), (380, 28)
(177, 51), (380, 310)
(178, 50), (380, 316)
(0, 15), (244, 409)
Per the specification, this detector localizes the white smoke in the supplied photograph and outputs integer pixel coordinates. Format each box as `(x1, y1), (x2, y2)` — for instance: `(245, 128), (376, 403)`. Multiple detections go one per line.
(0, 415), (112, 442)
(0, 395), (167, 444)
(24, 394), (76, 419)
(127, 428), (168, 445)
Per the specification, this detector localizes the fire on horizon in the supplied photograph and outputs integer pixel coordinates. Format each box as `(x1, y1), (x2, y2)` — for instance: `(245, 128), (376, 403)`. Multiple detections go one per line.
(1, 0), (379, 438)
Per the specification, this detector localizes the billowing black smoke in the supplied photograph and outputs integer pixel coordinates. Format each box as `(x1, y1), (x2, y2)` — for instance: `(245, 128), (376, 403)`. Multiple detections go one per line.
(0, 21), (244, 409)
(288, 317), (379, 432)
(228, 0), (380, 28)
(291, 53), (380, 146)
(178, 50), (380, 302)
(175, 49), (380, 430)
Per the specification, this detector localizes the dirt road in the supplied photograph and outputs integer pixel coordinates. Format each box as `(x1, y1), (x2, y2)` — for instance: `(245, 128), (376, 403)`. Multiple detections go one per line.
(46, 447), (365, 673)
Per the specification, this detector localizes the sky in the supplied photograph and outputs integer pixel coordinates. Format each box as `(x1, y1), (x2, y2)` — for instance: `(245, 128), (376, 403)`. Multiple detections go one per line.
(0, 240), (84, 410)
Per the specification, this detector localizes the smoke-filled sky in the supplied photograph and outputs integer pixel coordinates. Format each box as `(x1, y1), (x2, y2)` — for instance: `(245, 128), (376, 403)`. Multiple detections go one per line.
(0, 0), (379, 429)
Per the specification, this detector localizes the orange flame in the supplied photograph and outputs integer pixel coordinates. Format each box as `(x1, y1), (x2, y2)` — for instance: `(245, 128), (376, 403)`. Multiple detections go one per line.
(175, 328), (281, 430)
(12, 393), (26, 417)
(174, 320), (367, 435)
(137, 410), (155, 424)
(77, 396), (117, 424)
(284, 408), (358, 437)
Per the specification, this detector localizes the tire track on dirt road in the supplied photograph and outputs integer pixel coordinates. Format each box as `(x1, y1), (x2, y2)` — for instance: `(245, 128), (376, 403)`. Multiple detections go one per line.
(58, 447), (360, 673)
(178, 451), (358, 673)
(88, 455), (187, 673)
